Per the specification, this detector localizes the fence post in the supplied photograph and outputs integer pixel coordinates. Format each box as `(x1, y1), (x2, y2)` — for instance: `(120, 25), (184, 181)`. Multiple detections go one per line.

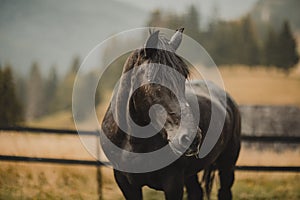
(96, 136), (103, 200)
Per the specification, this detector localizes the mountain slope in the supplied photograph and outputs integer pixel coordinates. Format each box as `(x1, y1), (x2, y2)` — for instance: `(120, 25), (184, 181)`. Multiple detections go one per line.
(0, 0), (147, 75)
(250, 0), (300, 32)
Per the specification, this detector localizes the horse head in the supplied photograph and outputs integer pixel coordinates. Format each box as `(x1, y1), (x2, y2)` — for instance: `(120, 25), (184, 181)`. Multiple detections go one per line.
(121, 28), (202, 157)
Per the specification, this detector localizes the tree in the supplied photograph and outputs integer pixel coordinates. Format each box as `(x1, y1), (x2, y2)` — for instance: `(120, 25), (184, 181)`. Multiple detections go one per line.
(26, 62), (44, 120)
(43, 66), (59, 114)
(73, 72), (101, 121)
(166, 13), (184, 30)
(146, 6), (201, 40)
(184, 5), (201, 40)
(54, 56), (80, 112)
(263, 27), (280, 66)
(239, 16), (261, 65)
(15, 75), (27, 111)
(144, 5), (288, 67)
(147, 10), (163, 27)
(70, 56), (80, 74)
(0, 65), (24, 126)
(207, 2), (220, 32)
(207, 20), (243, 65)
(277, 21), (299, 72)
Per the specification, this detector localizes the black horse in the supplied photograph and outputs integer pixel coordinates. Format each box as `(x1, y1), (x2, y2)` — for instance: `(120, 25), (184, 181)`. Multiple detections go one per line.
(101, 28), (241, 200)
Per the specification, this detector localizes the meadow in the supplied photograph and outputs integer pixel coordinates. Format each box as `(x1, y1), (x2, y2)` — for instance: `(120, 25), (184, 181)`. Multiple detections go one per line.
(0, 142), (299, 200)
(1, 65), (300, 199)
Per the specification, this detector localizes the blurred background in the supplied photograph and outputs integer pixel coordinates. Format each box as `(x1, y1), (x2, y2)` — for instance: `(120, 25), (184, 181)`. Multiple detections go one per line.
(0, 0), (299, 199)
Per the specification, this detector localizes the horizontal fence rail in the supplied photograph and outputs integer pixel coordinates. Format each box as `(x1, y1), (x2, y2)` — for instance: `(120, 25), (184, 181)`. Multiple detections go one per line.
(0, 155), (299, 172)
(0, 155), (107, 166)
(241, 135), (300, 143)
(0, 126), (300, 173)
(235, 165), (300, 172)
(0, 126), (98, 136)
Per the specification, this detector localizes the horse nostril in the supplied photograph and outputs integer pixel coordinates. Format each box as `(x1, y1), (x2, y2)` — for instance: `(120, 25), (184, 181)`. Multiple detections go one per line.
(180, 134), (191, 146)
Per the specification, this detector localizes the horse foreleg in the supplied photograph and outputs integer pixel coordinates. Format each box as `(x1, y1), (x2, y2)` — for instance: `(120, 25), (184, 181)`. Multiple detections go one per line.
(163, 174), (184, 200)
(216, 142), (239, 200)
(163, 185), (184, 200)
(114, 170), (142, 200)
(217, 166), (234, 200)
(185, 174), (203, 200)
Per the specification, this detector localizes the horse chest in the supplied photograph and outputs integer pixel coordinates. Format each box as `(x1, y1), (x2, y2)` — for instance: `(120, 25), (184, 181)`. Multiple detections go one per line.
(126, 173), (164, 190)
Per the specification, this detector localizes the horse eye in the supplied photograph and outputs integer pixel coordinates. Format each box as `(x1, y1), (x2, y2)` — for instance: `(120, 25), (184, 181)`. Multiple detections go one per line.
(169, 112), (176, 116)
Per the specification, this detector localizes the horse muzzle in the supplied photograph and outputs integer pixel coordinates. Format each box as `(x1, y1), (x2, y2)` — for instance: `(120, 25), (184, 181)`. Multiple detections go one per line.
(169, 127), (202, 157)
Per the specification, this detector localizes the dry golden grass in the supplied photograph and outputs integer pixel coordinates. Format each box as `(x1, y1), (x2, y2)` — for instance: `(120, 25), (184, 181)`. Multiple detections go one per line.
(27, 110), (75, 129)
(0, 162), (100, 200)
(218, 65), (300, 106)
(1, 131), (299, 166)
(1, 131), (299, 199)
(0, 131), (93, 159)
(1, 129), (300, 199)
(237, 147), (300, 166)
(1, 161), (299, 200)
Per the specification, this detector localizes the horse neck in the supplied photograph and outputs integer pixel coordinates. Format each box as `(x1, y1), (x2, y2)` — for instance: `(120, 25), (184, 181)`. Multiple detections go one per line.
(127, 132), (167, 153)
(113, 72), (167, 152)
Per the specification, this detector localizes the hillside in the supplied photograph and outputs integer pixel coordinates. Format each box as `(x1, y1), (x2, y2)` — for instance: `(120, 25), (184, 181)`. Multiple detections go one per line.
(250, 0), (300, 35)
(0, 0), (147, 75)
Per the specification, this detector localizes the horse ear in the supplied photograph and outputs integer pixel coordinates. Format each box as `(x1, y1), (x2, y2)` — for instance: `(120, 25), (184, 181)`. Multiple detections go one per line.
(144, 30), (159, 57)
(169, 28), (184, 51)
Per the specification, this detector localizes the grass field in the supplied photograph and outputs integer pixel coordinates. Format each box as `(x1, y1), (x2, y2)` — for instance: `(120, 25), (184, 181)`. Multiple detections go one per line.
(0, 160), (299, 200)
(218, 65), (300, 106)
(1, 65), (300, 199)
(28, 65), (300, 129)
(0, 131), (299, 200)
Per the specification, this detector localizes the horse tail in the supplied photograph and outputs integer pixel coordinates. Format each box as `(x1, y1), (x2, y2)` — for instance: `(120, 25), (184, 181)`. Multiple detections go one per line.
(202, 165), (216, 200)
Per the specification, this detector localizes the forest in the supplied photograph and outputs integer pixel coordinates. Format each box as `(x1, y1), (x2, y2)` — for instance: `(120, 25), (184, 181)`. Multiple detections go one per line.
(0, 5), (299, 126)
(147, 5), (299, 69)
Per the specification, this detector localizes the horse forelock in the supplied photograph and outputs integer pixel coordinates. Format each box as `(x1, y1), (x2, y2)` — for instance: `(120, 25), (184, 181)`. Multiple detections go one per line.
(123, 35), (189, 81)
(119, 32), (190, 117)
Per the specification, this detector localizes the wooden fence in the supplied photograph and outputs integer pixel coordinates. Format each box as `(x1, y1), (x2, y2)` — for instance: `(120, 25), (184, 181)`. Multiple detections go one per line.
(0, 126), (299, 199)
(0, 126), (299, 171)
